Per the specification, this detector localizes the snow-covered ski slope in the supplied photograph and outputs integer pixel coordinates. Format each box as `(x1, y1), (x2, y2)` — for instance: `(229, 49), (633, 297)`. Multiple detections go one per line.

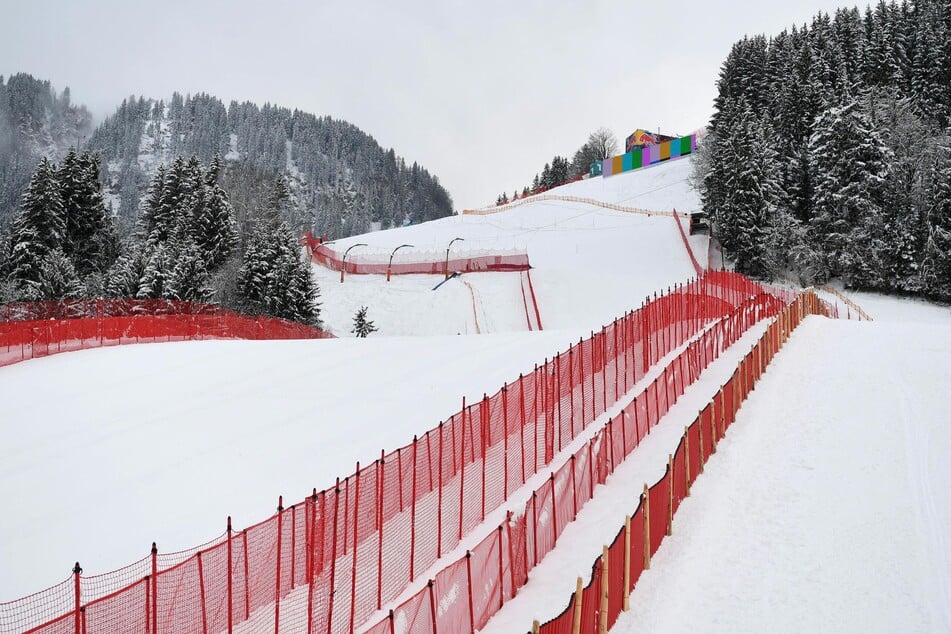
(0, 159), (701, 601)
(315, 157), (701, 335)
(613, 305), (951, 633)
(481, 294), (951, 633)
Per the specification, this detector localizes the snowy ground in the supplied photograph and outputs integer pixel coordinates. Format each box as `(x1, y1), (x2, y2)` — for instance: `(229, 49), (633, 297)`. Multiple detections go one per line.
(480, 295), (951, 633)
(0, 331), (585, 600)
(614, 314), (951, 633)
(6, 148), (946, 634)
(315, 158), (701, 336)
(0, 161), (700, 601)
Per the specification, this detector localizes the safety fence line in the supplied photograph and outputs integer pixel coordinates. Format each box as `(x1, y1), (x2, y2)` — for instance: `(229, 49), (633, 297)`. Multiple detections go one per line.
(0, 299), (333, 369)
(519, 272), (535, 332)
(358, 287), (799, 634)
(462, 195), (681, 218)
(302, 236), (531, 277)
(819, 285), (873, 321)
(522, 270), (543, 331)
(529, 291), (830, 634)
(671, 213), (703, 277)
(0, 272), (775, 634)
(462, 280), (483, 334)
(777, 273), (870, 322)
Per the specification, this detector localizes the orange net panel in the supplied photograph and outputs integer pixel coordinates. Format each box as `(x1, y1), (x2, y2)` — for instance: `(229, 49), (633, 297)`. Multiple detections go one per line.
(580, 561), (601, 633)
(82, 577), (149, 634)
(469, 530), (502, 631)
(0, 576), (73, 634)
(687, 419), (703, 487)
(648, 476), (669, 559)
(672, 442), (687, 516)
(537, 592), (575, 634)
(395, 585), (436, 634)
(552, 460), (575, 540)
(433, 557), (471, 634)
(606, 528), (626, 630)
(628, 505), (646, 592)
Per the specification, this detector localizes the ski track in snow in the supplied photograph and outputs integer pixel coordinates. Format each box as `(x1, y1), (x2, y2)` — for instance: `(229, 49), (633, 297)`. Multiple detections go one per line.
(898, 368), (951, 630)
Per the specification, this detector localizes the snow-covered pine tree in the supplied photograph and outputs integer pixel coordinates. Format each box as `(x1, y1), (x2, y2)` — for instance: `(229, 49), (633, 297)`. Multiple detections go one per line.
(237, 177), (320, 326)
(709, 101), (784, 278)
(9, 157), (65, 298)
(806, 99), (892, 285)
(58, 150), (118, 277)
(192, 154), (238, 269)
(137, 242), (173, 299)
(923, 139), (951, 300)
(168, 233), (213, 302)
(351, 306), (377, 337)
(871, 92), (936, 292)
(35, 249), (85, 299)
(104, 247), (148, 298)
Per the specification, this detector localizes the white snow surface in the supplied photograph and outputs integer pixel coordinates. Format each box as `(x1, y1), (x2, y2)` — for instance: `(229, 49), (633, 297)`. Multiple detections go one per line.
(611, 316), (951, 633)
(0, 162), (698, 601)
(316, 158), (701, 336)
(4, 151), (949, 634)
(0, 332), (584, 600)
(480, 297), (951, 633)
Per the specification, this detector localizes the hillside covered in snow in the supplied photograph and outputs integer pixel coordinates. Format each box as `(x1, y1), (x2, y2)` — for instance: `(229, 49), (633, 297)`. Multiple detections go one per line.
(86, 93), (453, 236)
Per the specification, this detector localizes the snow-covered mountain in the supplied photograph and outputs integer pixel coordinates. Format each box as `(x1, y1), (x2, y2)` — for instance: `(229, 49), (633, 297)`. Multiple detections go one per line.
(85, 92), (453, 237)
(0, 73), (93, 225)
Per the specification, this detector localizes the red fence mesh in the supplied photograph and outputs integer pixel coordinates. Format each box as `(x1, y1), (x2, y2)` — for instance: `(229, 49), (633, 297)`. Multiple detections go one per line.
(1, 273), (826, 634)
(528, 290), (831, 634)
(0, 299), (333, 369)
(304, 237), (531, 276)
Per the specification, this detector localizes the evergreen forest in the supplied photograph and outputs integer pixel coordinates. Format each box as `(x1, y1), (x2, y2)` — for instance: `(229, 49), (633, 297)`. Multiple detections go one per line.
(698, 0), (951, 301)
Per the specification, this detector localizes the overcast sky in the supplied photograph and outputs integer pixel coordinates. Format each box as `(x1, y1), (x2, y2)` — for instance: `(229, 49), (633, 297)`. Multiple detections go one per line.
(2, 0), (865, 211)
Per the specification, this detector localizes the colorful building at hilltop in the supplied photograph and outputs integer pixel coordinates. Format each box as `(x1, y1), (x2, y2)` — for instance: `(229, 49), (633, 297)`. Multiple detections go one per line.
(591, 133), (697, 178)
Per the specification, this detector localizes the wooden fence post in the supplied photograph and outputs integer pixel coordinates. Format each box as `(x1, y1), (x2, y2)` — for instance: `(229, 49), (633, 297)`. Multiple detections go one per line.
(572, 576), (584, 634)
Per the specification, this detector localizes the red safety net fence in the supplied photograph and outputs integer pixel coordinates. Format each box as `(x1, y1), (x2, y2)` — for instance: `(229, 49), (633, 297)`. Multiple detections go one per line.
(1, 272), (787, 634)
(528, 291), (832, 634)
(361, 280), (809, 634)
(0, 299), (333, 369)
(303, 235), (531, 276)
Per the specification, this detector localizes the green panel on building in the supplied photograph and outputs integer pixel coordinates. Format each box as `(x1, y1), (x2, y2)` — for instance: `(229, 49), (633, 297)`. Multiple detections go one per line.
(632, 149), (643, 169)
(680, 136), (692, 155)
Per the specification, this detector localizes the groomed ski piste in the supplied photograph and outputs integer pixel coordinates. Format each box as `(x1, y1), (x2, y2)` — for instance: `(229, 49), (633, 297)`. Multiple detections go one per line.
(2, 154), (950, 632)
